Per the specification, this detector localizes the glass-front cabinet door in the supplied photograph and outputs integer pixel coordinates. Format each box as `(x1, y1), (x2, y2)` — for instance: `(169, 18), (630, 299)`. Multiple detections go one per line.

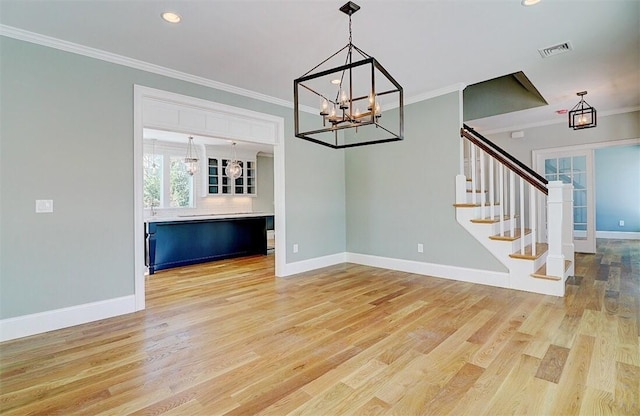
(246, 161), (256, 195)
(234, 161), (245, 194)
(208, 157), (256, 196)
(207, 158), (219, 194)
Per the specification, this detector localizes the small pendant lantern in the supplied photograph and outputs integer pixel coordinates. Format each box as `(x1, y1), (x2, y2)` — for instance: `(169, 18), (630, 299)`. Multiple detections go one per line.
(568, 91), (597, 130)
(184, 136), (199, 176)
(225, 142), (243, 180)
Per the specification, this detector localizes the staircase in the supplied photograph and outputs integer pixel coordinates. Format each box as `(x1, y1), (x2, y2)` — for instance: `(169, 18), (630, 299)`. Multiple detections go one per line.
(454, 125), (574, 297)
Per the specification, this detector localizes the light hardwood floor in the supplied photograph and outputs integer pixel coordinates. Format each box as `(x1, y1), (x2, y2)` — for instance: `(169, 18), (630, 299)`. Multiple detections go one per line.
(1, 239), (638, 415)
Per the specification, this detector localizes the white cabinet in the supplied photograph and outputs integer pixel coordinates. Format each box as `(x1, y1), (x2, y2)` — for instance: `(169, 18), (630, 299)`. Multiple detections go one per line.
(246, 161), (256, 195)
(207, 157), (257, 196)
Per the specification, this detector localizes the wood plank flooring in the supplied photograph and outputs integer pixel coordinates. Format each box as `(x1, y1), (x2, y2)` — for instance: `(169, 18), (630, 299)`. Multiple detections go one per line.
(1, 239), (638, 415)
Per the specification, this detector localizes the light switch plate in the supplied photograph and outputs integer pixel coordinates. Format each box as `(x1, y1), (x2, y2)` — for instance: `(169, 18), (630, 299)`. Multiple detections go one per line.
(36, 199), (53, 213)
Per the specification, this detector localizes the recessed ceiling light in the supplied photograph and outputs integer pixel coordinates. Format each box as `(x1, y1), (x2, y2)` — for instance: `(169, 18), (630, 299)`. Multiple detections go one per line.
(556, 109), (568, 114)
(521, 0), (541, 6)
(161, 12), (181, 23)
(330, 79), (342, 85)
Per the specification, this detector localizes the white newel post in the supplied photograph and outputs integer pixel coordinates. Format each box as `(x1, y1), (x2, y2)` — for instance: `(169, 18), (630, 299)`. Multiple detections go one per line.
(562, 183), (575, 267)
(546, 181), (565, 278)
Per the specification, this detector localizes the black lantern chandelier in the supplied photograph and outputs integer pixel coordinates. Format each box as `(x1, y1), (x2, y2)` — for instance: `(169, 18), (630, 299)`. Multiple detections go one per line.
(294, 1), (403, 149)
(568, 91), (597, 130)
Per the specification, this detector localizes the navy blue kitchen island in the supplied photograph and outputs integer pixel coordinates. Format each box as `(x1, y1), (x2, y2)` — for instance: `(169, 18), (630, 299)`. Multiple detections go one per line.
(145, 214), (272, 274)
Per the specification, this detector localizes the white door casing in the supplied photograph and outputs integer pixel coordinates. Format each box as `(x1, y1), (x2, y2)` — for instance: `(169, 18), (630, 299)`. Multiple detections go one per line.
(534, 148), (595, 253)
(133, 85), (286, 311)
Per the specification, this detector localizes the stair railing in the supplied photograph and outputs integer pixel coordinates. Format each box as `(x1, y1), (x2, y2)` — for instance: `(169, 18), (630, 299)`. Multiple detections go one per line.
(456, 125), (573, 277)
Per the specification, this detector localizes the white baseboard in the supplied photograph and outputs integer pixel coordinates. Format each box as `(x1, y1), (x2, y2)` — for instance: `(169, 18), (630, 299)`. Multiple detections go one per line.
(346, 252), (510, 289)
(596, 231), (640, 240)
(0, 295), (136, 342)
(280, 251), (510, 289)
(278, 253), (346, 277)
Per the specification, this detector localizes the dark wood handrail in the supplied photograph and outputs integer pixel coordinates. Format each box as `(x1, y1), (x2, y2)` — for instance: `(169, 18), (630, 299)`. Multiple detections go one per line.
(461, 125), (548, 195)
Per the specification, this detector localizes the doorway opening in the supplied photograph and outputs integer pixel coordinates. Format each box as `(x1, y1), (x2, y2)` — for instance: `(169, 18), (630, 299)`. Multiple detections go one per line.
(533, 138), (640, 254)
(134, 86), (286, 311)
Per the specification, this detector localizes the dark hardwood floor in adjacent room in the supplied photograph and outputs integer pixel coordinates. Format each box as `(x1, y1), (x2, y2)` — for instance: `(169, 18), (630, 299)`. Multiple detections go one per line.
(1, 239), (638, 415)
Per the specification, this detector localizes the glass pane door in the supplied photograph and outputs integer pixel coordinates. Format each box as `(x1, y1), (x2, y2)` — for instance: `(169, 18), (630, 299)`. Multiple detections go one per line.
(538, 150), (595, 253)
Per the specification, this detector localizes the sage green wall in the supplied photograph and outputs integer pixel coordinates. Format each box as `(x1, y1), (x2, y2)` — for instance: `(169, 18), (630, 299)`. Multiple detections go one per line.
(464, 75), (546, 121)
(0, 37), (346, 318)
(346, 92), (506, 271)
(254, 155), (274, 214)
(486, 110), (640, 237)
(485, 111), (640, 167)
(285, 117), (346, 260)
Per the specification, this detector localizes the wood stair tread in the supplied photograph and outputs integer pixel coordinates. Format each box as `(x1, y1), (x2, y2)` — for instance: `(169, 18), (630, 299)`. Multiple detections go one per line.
(470, 215), (512, 224)
(531, 260), (572, 280)
(489, 228), (531, 241)
(454, 202), (501, 208)
(466, 189), (488, 193)
(509, 243), (548, 260)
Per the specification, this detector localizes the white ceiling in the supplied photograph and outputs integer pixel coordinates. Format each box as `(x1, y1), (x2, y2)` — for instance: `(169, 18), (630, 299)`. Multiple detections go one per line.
(1, 0), (639, 134)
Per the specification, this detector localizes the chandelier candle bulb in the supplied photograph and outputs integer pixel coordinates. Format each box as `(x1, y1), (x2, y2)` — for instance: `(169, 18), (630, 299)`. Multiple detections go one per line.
(321, 99), (329, 114)
(320, 99), (329, 125)
(340, 90), (348, 109)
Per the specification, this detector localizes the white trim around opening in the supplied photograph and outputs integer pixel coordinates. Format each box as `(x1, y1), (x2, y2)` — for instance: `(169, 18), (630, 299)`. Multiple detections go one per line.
(133, 85), (287, 311)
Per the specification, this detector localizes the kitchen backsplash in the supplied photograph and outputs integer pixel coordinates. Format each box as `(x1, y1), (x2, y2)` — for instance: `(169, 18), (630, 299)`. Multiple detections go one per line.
(145, 196), (254, 219)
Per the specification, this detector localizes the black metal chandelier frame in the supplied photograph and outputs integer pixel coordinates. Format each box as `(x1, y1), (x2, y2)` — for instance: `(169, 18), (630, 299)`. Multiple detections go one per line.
(293, 1), (404, 149)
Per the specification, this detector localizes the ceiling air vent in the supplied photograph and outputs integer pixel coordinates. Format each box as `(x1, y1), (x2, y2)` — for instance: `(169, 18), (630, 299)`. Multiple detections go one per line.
(538, 41), (573, 58)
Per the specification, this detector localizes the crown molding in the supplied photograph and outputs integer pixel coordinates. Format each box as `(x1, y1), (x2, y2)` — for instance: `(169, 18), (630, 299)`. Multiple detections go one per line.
(1, 25), (469, 116)
(0, 24), (309, 111)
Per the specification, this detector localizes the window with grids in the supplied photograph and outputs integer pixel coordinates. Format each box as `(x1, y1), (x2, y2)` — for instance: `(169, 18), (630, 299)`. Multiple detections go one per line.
(144, 149), (194, 209)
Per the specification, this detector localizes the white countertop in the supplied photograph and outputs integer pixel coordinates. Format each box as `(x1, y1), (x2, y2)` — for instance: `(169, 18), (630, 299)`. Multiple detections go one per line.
(145, 212), (273, 223)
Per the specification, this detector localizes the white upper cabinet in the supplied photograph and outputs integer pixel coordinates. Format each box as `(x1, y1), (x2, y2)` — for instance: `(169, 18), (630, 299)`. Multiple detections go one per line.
(204, 147), (257, 197)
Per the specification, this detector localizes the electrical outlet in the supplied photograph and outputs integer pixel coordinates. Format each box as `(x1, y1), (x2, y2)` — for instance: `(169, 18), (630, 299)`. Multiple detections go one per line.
(619, 220), (625, 227)
(417, 243), (424, 253)
(35, 199), (54, 213)
(293, 243), (299, 253)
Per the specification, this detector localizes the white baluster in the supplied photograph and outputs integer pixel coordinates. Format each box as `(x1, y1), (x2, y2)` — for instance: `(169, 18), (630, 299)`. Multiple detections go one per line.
(499, 164), (505, 236)
(530, 185), (536, 257)
(489, 157), (495, 220)
(480, 150), (486, 219)
(510, 170), (515, 237)
(470, 144), (477, 206)
(520, 177), (525, 254)
(460, 136), (465, 177)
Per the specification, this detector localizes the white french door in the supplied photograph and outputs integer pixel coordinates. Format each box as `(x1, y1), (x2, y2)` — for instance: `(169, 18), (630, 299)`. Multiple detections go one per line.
(534, 148), (596, 253)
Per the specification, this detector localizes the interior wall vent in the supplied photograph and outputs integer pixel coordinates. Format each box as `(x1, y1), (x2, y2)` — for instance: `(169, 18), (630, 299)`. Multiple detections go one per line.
(538, 41), (573, 58)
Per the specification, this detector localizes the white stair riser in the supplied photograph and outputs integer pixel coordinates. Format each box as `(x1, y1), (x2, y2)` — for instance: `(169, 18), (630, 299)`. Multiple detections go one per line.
(456, 207), (563, 296)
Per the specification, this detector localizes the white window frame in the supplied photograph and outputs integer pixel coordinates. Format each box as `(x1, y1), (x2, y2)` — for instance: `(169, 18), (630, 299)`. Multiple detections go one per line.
(144, 141), (196, 210)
